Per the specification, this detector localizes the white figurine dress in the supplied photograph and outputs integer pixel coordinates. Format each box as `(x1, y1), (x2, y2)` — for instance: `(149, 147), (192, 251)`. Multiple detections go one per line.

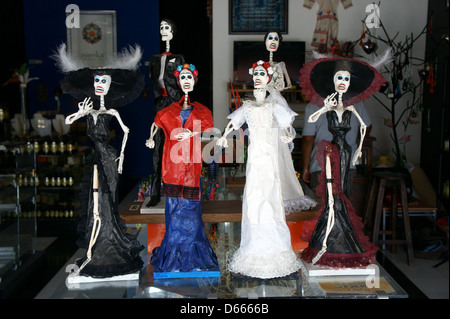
(227, 99), (301, 279)
(266, 62), (317, 214)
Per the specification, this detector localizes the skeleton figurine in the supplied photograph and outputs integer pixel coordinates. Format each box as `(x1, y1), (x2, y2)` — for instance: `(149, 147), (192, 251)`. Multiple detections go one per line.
(264, 31), (292, 92)
(65, 75), (129, 174)
(217, 61), (295, 148)
(54, 44), (145, 278)
(146, 64), (199, 147)
(216, 61), (302, 279)
(298, 57), (385, 268)
(308, 70), (367, 167)
(145, 64), (218, 274)
(147, 19), (185, 207)
(264, 31), (318, 214)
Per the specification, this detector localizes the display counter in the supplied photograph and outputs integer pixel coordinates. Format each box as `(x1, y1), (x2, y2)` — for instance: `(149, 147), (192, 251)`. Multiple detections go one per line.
(35, 165), (422, 300)
(36, 222), (413, 299)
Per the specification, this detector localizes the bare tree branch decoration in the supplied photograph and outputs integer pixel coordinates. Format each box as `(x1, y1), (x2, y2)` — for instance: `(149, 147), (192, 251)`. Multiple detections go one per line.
(355, 2), (430, 167)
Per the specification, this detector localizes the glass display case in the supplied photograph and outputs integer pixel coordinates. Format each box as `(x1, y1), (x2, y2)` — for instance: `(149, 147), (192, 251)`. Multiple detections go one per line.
(0, 145), (37, 281)
(36, 165), (410, 299)
(35, 221), (408, 299)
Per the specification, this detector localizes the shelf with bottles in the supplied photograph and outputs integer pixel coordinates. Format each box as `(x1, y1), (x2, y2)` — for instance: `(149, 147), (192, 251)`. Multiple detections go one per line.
(1, 207), (77, 222)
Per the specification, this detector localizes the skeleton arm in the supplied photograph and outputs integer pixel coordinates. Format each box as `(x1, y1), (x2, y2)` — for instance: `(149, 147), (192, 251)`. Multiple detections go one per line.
(308, 106), (328, 123)
(145, 122), (160, 149)
(216, 121), (234, 148)
(65, 97), (93, 124)
(308, 93), (338, 123)
(346, 105), (367, 166)
(279, 62), (292, 90)
(107, 109), (129, 174)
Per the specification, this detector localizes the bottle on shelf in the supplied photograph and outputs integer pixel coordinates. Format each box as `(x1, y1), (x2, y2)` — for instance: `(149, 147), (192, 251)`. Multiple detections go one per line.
(51, 141), (58, 154)
(43, 141), (49, 154)
(34, 141), (40, 153)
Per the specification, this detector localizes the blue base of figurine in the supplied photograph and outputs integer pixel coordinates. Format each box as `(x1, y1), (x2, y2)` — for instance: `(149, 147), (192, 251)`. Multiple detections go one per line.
(153, 267), (221, 279)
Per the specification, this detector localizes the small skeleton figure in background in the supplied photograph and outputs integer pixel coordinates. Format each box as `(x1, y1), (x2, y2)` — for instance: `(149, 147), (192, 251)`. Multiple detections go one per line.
(263, 31), (317, 214)
(147, 18), (185, 207)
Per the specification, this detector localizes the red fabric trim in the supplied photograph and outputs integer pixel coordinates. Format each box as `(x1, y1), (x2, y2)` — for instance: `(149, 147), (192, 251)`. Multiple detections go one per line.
(299, 57), (386, 107)
(300, 141), (378, 267)
(301, 246), (376, 268)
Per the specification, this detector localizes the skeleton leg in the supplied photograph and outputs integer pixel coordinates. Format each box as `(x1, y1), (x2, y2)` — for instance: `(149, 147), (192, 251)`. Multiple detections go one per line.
(312, 154), (335, 264)
(74, 165), (102, 275)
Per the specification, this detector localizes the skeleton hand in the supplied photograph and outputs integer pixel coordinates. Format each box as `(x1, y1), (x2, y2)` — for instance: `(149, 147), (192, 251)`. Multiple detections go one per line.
(323, 93), (338, 110)
(78, 97), (94, 115)
(116, 152), (125, 174)
(280, 126), (294, 144)
(65, 97), (94, 124)
(216, 136), (228, 148)
(352, 147), (362, 166)
(145, 138), (155, 149)
(175, 129), (197, 141)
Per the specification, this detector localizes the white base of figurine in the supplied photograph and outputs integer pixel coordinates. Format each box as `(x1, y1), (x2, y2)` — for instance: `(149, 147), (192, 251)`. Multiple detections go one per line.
(67, 271), (139, 284)
(301, 260), (376, 277)
(140, 197), (165, 214)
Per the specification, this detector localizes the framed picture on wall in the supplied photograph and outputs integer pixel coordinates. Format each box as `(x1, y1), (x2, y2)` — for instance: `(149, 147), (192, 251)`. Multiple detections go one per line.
(229, 0), (288, 34)
(66, 10), (117, 68)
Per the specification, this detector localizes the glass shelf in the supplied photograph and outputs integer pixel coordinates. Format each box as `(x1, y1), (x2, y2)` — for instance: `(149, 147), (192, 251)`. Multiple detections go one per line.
(36, 222), (408, 299)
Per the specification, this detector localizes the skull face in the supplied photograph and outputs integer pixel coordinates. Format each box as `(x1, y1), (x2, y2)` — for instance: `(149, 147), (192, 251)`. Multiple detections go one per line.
(265, 32), (280, 52)
(160, 20), (173, 42)
(94, 75), (111, 96)
(333, 70), (351, 94)
(179, 69), (195, 93)
(252, 65), (269, 89)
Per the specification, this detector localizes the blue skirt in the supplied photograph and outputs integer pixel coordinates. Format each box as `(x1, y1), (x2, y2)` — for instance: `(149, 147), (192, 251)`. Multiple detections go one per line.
(150, 197), (219, 272)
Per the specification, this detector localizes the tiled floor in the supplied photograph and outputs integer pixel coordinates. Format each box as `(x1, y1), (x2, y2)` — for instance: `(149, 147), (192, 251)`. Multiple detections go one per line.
(382, 247), (449, 299)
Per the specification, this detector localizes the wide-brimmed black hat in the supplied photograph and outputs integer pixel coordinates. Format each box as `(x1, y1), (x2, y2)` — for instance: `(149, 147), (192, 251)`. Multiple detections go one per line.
(61, 68), (145, 108)
(53, 44), (145, 108)
(299, 57), (385, 107)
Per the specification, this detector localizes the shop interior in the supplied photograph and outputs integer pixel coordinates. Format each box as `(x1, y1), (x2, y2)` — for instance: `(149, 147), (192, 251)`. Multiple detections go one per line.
(0, 0), (448, 301)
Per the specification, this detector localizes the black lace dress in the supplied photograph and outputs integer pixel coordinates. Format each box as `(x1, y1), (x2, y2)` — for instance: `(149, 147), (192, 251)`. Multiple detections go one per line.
(301, 110), (377, 268)
(76, 113), (144, 278)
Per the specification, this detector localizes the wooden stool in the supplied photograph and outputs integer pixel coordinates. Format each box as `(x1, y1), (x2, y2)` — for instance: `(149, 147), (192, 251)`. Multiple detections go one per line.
(364, 171), (415, 266)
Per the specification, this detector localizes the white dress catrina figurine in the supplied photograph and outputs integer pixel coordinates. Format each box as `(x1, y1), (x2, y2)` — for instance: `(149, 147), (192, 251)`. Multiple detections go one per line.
(217, 60), (301, 279)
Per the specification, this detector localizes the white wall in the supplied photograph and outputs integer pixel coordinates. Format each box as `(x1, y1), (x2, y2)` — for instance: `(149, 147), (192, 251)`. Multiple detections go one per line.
(212, 0), (428, 166)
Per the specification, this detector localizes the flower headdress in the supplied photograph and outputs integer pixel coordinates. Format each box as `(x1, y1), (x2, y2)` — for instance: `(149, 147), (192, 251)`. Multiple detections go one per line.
(248, 60), (274, 76)
(174, 63), (198, 80)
